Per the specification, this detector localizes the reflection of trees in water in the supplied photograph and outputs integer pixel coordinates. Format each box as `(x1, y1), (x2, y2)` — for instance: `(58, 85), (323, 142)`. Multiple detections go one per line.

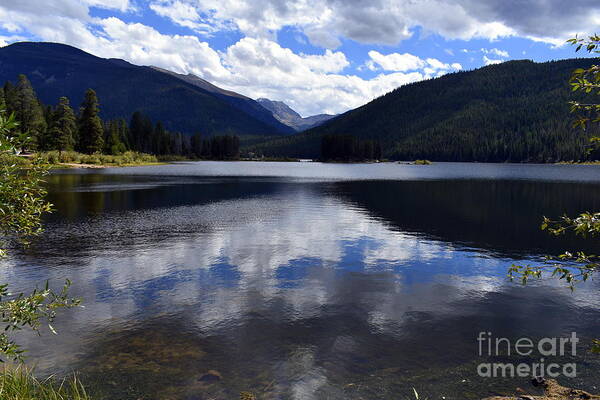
(20, 175), (600, 398)
(30, 176), (290, 258)
(333, 180), (600, 257)
(42, 175), (600, 258)
(45, 174), (285, 220)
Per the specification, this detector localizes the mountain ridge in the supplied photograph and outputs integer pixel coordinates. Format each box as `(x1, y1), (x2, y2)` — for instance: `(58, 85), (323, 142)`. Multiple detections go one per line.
(0, 41), (293, 136)
(256, 98), (336, 131)
(151, 66), (295, 135)
(247, 57), (600, 162)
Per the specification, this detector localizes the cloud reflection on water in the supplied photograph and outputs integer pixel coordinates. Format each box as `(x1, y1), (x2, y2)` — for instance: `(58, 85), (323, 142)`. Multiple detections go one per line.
(0, 172), (599, 399)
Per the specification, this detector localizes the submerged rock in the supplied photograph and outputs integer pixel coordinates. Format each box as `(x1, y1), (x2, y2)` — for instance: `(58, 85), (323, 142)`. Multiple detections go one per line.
(197, 370), (222, 383)
(483, 378), (600, 400)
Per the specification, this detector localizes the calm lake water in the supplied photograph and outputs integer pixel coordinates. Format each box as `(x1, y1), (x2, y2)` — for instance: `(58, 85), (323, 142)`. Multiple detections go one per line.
(2, 161), (600, 399)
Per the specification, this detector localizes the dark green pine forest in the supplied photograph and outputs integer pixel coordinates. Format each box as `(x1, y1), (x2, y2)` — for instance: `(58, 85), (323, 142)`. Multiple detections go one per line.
(1, 74), (239, 159)
(248, 58), (600, 162)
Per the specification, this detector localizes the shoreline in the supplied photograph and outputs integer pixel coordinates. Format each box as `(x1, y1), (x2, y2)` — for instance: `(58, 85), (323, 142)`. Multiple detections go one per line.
(49, 161), (166, 169)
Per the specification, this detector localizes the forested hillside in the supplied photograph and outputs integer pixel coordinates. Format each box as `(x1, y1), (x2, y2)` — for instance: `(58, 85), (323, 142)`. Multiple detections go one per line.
(1, 73), (240, 160)
(0, 42), (292, 136)
(247, 58), (600, 162)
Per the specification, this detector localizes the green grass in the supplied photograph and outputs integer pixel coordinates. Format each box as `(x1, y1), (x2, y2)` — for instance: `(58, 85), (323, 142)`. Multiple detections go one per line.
(23, 151), (160, 168)
(0, 366), (92, 400)
(556, 160), (600, 165)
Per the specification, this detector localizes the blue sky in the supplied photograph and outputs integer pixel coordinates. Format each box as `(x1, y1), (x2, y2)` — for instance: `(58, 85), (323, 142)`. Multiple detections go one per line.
(0, 0), (598, 116)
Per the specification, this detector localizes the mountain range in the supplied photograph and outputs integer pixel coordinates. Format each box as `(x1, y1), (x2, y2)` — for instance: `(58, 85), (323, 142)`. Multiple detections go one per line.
(248, 57), (600, 162)
(256, 98), (336, 131)
(0, 42), (328, 136)
(1, 41), (598, 162)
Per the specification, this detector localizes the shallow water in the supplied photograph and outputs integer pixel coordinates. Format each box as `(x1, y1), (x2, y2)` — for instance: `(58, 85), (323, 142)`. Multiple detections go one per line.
(2, 161), (600, 399)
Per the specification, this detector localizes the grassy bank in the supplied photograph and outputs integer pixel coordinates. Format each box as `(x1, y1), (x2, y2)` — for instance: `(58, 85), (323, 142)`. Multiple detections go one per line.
(556, 160), (600, 165)
(0, 367), (92, 400)
(11, 151), (161, 168)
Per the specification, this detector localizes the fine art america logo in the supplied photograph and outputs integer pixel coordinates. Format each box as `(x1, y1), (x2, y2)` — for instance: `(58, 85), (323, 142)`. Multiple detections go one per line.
(477, 332), (579, 378)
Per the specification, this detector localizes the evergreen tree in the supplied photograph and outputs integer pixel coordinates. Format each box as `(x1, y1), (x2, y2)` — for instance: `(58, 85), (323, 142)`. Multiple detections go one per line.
(117, 118), (130, 150)
(205, 135), (240, 159)
(14, 75), (46, 150)
(171, 132), (183, 155)
(48, 97), (77, 152)
(141, 115), (153, 153)
(321, 134), (382, 161)
(153, 121), (166, 154)
(0, 86), (5, 111)
(78, 89), (104, 154)
(128, 111), (153, 152)
(201, 139), (211, 158)
(129, 111), (144, 152)
(3, 82), (18, 116)
(105, 120), (126, 155)
(191, 132), (202, 158)
(182, 135), (191, 156)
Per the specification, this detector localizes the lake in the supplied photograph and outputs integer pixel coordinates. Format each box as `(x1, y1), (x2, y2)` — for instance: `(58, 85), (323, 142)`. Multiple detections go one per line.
(2, 161), (600, 399)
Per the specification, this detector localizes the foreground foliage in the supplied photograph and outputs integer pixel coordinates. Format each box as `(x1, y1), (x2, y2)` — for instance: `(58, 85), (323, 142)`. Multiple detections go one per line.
(509, 35), (600, 354)
(0, 366), (91, 400)
(0, 110), (80, 361)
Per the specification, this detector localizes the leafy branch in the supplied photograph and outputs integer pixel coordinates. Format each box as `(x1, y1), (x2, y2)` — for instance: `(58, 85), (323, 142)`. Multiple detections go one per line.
(567, 35), (600, 128)
(0, 280), (81, 361)
(0, 110), (81, 361)
(509, 35), (600, 354)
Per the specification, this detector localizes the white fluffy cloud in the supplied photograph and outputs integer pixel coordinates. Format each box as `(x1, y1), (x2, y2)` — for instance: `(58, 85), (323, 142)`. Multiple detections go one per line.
(220, 38), (426, 114)
(149, 0), (220, 35)
(366, 51), (462, 78)
(1, 0), (598, 116)
(0, 0), (451, 115)
(482, 55), (503, 65)
(482, 48), (509, 58)
(84, 0), (132, 12)
(150, 0), (600, 48)
(481, 48), (509, 65)
(366, 51), (425, 72)
(98, 17), (231, 80)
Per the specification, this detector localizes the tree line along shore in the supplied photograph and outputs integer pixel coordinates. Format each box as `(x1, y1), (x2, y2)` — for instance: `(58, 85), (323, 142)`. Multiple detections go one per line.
(1, 74), (241, 167)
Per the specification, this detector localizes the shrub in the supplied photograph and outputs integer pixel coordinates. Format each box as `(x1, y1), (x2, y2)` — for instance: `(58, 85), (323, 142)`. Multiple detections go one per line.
(413, 159), (432, 165)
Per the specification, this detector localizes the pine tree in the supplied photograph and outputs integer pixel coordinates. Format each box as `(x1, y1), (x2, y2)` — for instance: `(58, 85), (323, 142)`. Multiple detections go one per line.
(0, 86), (5, 111)
(191, 132), (202, 158)
(129, 111), (144, 152)
(78, 89), (104, 154)
(117, 118), (130, 150)
(182, 134), (191, 156)
(3, 82), (18, 115)
(14, 75), (46, 150)
(172, 132), (183, 155)
(201, 139), (211, 158)
(105, 120), (126, 155)
(153, 121), (166, 154)
(129, 111), (153, 152)
(48, 97), (77, 152)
